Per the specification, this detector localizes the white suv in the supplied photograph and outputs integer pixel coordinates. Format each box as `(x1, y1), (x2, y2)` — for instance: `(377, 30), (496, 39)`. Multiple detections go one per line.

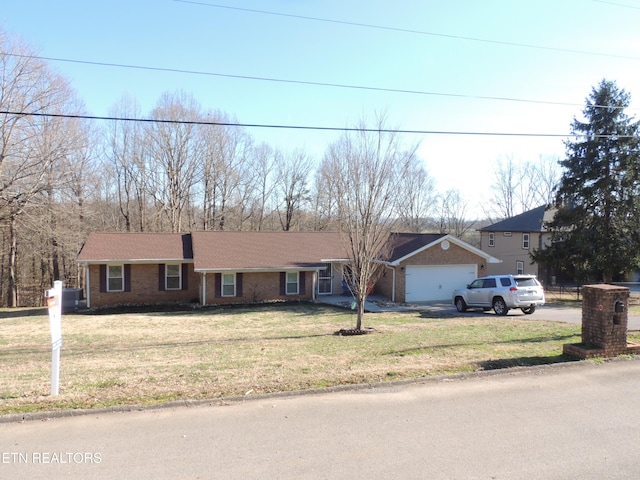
(453, 275), (545, 315)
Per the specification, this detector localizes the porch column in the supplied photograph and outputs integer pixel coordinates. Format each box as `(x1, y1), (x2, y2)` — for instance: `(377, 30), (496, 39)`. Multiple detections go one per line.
(85, 264), (91, 308)
(312, 271), (317, 300)
(201, 272), (207, 306)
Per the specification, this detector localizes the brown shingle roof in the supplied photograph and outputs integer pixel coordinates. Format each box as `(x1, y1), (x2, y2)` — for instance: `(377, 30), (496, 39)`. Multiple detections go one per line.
(78, 232), (193, 262)
(191, 231), (347, 271)
(385, 233), (447, 262)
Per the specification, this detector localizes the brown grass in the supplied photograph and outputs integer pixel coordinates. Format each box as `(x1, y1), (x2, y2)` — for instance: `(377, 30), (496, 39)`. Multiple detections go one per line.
(0, 302), (613, 415)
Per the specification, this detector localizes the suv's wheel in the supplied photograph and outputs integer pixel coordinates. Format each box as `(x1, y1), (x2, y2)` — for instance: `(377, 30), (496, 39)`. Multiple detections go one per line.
(521, 306), (536, 314)
(492, 297), (509, 316)
(455, 297), (467, 313)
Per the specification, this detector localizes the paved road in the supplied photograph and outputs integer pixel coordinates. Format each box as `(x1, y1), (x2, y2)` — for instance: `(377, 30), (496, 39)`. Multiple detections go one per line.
(423, 302), (640, 330)
(3, 358), (640, 479)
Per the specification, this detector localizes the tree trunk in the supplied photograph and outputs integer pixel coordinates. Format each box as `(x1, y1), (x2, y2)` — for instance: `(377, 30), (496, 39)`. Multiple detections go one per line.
(356, 295), (365, 330)
(7, 217), (18, 308)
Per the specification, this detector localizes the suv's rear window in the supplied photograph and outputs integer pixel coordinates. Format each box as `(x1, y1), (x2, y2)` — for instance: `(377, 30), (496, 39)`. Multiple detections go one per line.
(514, 277), (539, 287)
(499, 278), (511, 287)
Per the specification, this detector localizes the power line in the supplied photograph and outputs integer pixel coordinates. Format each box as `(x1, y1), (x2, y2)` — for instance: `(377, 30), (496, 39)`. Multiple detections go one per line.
(173, 0), (640, 61)
(592, 0), (640, 9)
(7, 53), (631, 111)
(3, 110), (633, 138)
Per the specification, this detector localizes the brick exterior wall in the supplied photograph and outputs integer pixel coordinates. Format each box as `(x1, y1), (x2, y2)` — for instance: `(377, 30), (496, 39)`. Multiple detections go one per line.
(202, 270), (315, 305)
(376, 243), (486, 302)
(87, 263), (199, 308)
(581, 284), (628, 350)
(563, 284), (640, 359)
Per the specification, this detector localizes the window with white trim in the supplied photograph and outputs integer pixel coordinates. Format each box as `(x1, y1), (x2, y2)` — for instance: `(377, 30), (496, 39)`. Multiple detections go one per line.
(165, 264), (182, 290)
(286, 272), (299, 295)
(522, 233), (530, 249)
(107, 264), (124, 292)
(222, 273), (236, 297)
(488, 232), (495, 247)
(516, 261), (524, 275)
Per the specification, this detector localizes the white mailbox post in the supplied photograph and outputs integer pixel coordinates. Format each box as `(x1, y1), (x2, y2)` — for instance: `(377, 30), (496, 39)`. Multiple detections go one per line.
(46, 280), (63, 396)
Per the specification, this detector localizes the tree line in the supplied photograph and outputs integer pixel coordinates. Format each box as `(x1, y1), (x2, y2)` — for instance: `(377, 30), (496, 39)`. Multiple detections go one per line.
(0, 30), (557, 307)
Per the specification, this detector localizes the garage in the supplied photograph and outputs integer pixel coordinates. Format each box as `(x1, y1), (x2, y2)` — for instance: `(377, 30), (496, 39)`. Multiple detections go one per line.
(405, 264), (477, 302)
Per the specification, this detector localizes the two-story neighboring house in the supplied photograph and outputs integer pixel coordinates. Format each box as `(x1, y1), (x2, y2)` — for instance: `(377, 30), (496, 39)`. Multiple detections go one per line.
(479, 205), (556, 283)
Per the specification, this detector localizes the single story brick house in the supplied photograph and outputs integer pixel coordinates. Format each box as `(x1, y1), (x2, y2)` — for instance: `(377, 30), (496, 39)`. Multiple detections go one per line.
(77, 231), (499, 308)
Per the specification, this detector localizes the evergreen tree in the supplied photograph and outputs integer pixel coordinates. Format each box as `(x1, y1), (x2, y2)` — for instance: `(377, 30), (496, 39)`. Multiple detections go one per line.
(534, 80), (640, 283)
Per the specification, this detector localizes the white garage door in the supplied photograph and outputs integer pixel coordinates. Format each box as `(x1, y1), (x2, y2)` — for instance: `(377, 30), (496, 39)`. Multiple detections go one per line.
(405, 264), (477, 302)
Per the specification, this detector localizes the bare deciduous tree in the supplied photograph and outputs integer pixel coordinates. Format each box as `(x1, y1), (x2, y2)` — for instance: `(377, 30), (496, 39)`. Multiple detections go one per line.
(396, 157), (436, 233)
(485, 154), (561, 221)
(199, 112), (253, 231)
(0, 29), (87, 305)
(105, 96), (148, 232)
(321, 115), (415, 330)
(251, 142), (278, 231)
(437, 189), (476, 244)
(146, 91), (202, 233)
(276, 149), (312, 231)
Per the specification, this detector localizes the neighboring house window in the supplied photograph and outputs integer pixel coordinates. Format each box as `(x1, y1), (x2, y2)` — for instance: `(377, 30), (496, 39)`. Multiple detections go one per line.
(516, 261), (524, 275)
(503, 232), (512, 237)
(165, 264), (182, 290)
(522, 233), (530, 249)
(488, 232), (495, 247)
(286, 272), (299, 295)
(222, 273), (236, 297)
(107, 265), (124, 292)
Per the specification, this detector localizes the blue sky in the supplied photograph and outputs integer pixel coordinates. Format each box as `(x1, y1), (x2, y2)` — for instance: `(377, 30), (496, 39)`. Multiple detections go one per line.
(3, 0), (640, 213)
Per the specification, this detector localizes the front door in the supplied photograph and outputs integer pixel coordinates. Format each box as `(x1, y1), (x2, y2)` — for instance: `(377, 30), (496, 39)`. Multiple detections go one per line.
(318, 263), (332, 295)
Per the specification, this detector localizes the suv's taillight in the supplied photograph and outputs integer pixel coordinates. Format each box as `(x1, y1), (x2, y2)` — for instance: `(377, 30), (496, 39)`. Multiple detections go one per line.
(510, 287), (518, 292)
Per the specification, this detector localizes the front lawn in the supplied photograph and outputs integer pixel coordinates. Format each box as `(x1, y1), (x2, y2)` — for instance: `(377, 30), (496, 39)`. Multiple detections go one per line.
(0, 303), (590, 415)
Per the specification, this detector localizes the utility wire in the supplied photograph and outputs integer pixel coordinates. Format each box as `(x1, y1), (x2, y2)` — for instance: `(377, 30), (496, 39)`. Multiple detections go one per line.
(173, 0), (640, 61)
(592, 0), (640, 9)
(6, 53), (631, 111)
(3, 110), (634, 138)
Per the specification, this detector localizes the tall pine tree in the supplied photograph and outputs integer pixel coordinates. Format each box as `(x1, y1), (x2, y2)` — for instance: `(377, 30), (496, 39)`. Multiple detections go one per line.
(535, 80), (640, 283)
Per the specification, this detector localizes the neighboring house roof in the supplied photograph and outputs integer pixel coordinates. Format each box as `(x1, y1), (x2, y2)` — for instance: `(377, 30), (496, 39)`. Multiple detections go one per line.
(481, 205), (548, 233)
(384, 233), (501, 266)
(77, 232), (193, 263)
(191, 231), (348, 271)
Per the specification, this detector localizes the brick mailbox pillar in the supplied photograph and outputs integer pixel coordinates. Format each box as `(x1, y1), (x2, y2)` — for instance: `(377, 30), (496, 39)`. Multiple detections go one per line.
(564, 284), (640, 359)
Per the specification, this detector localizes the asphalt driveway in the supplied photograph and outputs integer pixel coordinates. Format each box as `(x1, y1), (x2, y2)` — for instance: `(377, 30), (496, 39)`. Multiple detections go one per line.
(419, 301), (640, 330)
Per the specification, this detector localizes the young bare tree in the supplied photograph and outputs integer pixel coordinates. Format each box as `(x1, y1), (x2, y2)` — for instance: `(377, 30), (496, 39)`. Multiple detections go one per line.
(321, 115), (416, 330)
